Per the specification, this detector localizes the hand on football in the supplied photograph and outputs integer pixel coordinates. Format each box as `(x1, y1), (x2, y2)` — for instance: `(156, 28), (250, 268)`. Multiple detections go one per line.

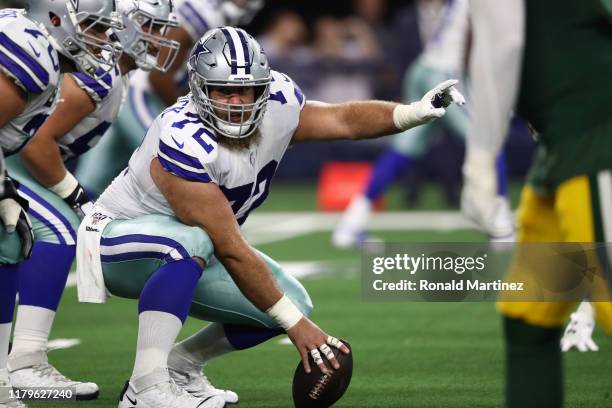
(286, 317), (350, 375)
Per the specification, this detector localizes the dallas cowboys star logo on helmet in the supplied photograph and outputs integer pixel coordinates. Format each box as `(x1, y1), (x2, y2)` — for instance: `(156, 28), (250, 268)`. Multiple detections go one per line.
(189, 37), (212, 68)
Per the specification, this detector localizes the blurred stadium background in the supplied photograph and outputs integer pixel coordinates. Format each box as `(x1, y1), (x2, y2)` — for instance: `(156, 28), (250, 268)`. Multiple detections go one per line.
(1, 0), (610, 407)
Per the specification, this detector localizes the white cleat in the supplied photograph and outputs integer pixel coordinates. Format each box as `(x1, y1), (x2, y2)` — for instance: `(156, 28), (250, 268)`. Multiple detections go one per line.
(8, 352), (98, 400)
(0, 369), (28, 408)
(169, 367), (238, 405)
(118, 376), (226, 408)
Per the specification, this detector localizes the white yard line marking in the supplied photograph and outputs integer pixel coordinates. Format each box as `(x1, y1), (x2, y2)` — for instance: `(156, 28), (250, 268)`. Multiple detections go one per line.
(243, 211), (477, 245)
(48, 338), (81, 351)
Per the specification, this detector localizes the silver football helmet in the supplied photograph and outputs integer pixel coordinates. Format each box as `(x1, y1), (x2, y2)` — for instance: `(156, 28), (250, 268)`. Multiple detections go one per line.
(187, 27), (271, 139)
(29, 0), (123, 77)
(114, 0), (179, 72)
(220, 0), (264, 26)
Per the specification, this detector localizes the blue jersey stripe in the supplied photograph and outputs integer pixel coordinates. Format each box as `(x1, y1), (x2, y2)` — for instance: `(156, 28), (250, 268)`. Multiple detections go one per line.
(220, 28), (238, 75)
(29, 208), (66, 245)
(294, 83), (305, 106)
(93, 67), (113, 87)
(101, 233), (190, 259)
(236, 29), (251, 74)
(159, 139), (204, 170)
(101, 251), (171, 263)
(68, 121), (111, 156)
(158, 155), (212, 183)
(181, 2), (210, 37)
(72, 72), (109, 100)
(0, 33), (49, 87)
(0, 48), (42, 93)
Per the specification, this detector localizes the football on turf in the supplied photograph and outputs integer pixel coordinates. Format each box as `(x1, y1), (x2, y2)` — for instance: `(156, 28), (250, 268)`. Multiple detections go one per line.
(292, 340), (353, 408)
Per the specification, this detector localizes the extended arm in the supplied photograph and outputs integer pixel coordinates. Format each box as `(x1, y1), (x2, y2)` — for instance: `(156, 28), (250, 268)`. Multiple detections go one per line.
(292, 80), (464, 143)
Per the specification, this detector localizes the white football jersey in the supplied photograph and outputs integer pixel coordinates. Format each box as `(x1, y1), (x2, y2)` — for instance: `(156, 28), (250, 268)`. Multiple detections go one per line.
(98, 70), (306, 224)
(0, 9), (60, 155)
(420, 0), (469, 75)
(58, 66), (129, 162)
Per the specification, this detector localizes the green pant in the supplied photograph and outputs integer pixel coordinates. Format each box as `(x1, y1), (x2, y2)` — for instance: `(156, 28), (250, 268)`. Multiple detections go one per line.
(100, 214), (313, 327)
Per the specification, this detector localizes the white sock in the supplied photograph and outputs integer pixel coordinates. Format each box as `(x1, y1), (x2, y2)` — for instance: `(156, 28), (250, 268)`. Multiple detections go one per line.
(132, 311), (182, 382)
(0, 323), (11, 370)
(169, 323), (236, 371)
(169, 323), (234, 371)
(10, 305), (55, 358)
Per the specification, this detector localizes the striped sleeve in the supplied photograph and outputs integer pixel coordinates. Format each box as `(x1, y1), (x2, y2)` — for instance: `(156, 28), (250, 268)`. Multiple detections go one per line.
(294, 80), (306, 109)
(70, 68), (113, 104)
(271, 71), (307, 110)
(0, 32), (49, 94)
(157, 132), (216, 183)
(176, 0), (221, 41)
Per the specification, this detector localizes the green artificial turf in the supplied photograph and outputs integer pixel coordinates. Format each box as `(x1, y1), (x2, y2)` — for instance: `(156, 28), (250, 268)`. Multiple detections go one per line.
(27, 229), (611, 408)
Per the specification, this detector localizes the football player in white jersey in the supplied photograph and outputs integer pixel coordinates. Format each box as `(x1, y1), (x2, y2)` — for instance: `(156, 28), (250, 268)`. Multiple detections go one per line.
(0, 1), (121, 406)
(0, 0), (123, 407)
(333, 0), (514, 249)
(1, 0), (184, 403)
(74, 0), (265, 197)
(76, 27), (464, 408)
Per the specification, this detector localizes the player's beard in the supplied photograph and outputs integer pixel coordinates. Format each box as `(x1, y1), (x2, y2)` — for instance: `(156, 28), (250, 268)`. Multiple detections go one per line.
(216, 128), (262, 151)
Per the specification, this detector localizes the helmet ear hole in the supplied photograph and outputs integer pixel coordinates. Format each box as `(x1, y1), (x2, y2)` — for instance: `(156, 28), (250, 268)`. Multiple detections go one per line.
(49, 13), (61, 27)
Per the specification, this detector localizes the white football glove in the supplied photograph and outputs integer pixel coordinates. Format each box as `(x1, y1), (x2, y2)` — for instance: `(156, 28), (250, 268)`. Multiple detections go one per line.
(461, 148), (514, 239)
(394, 79), (466, 130)
(561, 304), (599, 352)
